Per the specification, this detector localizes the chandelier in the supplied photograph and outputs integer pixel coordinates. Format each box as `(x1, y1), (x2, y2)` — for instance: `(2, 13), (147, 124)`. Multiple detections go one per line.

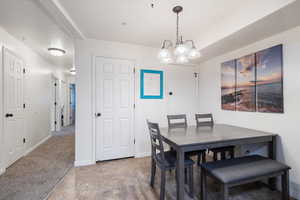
(158, 6), (201, 64)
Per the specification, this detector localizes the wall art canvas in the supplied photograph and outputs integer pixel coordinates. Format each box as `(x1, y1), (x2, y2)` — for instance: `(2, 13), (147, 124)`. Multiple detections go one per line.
(236, 54), (256, 112)
(256, 44), (283, 113)
(221, 60), (236, 110)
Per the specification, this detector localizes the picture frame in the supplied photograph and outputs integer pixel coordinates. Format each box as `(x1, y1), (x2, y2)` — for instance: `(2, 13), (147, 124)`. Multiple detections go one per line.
(140, 69), (164, 99)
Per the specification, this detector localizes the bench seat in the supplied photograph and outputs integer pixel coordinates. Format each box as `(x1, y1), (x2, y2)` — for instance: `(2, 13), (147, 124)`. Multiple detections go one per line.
(200, 155), (291, 200)
(201, 155), (290, 184)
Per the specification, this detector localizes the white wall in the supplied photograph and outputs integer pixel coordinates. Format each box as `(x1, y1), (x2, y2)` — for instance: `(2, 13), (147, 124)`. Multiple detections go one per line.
(197, 26), (300, 198)
(0, 26), (67, 174)
(75, 39), (199, 166)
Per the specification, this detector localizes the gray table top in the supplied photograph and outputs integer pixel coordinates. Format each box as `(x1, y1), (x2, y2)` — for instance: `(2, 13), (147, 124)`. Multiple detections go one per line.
(160, 124), (277, 146)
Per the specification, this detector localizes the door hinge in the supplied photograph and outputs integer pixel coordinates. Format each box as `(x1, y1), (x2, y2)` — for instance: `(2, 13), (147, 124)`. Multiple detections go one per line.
(23, 103), (26, 109)
(23, 68), (26, 74)
(23, 138), (26, 143)
(133, 104), (136, 109)
(194, 72), (198, 78)
(54, 83), (57, 86)
(54, 121), (57, 125)
(133, 68), (136, 73)
(54, 102), (57, 106)
(134, 139), (136, 144)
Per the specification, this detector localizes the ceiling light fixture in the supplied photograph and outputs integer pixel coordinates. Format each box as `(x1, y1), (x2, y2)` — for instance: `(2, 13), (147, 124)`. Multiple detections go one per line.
(70, 67), (76, 75)
(48, 47), (66, 56)
(158, 6), (201, 64)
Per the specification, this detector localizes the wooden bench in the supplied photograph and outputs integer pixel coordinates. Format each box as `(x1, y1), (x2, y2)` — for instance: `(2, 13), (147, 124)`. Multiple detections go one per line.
(200, 155), (291, 200)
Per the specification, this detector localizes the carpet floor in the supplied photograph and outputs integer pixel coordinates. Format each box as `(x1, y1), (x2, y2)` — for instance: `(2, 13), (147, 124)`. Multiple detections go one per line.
(0, 127), (74, 200)
(48, 156), (289, 200)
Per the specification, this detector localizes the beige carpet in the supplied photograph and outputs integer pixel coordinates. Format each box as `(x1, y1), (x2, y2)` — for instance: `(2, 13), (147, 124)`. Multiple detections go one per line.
(0, 129), (74, 200)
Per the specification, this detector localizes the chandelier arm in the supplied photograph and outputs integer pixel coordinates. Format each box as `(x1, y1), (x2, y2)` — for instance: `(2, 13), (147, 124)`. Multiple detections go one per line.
(162, 40), (173, 48)
(184, 40), (196, 48)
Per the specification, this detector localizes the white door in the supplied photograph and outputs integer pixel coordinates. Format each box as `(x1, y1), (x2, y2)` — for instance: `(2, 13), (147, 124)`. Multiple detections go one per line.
(3, 48), (25, 167)
(95, 57), (135, 161)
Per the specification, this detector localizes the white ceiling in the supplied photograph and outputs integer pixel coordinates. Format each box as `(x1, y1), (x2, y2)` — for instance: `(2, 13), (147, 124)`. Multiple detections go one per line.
(0, 0), (298, 66)
(0, 0), (74, 69)
(57, 0), (295, 50)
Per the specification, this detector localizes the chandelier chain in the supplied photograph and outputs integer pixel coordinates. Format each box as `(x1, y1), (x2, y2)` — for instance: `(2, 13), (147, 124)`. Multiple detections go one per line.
(176, 12), (179, 44)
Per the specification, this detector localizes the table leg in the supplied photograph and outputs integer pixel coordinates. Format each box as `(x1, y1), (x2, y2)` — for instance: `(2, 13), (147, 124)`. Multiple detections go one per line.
(268, 136), (277, 190)
(176, 149), (185, 200)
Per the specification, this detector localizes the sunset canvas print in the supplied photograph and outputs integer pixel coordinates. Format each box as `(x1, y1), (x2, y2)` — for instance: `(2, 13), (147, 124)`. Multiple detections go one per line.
(221, 60), (236, 110)
(236, 54), (256, 112)
(256, 45), (283, 113)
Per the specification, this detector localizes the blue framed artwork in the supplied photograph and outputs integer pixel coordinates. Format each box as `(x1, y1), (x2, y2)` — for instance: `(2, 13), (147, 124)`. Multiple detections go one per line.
(140, 69), (163, 99)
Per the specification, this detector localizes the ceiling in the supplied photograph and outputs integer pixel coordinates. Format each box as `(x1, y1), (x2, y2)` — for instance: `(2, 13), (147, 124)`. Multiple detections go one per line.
(0, 0), (298, 66)
(0, 0), (74, 69)
(57, 0), (295, 50)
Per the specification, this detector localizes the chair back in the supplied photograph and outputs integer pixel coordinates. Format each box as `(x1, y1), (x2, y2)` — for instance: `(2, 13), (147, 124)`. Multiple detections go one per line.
(147, 120), (166, 166)
(167, 114), (187, 129)
(195, 113), (214, 127)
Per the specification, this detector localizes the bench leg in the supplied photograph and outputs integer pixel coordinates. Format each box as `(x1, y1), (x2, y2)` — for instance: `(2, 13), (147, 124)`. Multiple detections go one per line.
(201, 168), (207, 200)
(221, 184), (229, 200)
(282, 171), (290, 200)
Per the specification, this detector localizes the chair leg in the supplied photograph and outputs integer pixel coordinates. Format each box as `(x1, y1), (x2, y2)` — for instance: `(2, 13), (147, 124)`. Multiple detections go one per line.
(188, 165), (194, 198)
(185, 168), (188, 184)
(160, 170), (166, 200)
(282, 171), (290, 200)
(221, 184), (229, 200)
(197, 154), (201, 166)
(150, 158), (156, 187)
(230, 148), (235, 159)
(221, 151), (226, 160)
(202, 152), (206, 163)
(213, 152), (218, 161)
(201, 168), (207, 200)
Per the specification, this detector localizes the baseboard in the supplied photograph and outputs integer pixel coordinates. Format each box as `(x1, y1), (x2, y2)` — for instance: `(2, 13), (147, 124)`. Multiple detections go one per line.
(74, 160), (95, 167)
(290, 181), (300, 199)
(135, 152), (151, 158)
(24, 135), (51, 156)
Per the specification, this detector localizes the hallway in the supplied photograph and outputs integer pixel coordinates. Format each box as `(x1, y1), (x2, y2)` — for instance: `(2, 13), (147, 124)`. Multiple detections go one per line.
(0, 126), (74, 200)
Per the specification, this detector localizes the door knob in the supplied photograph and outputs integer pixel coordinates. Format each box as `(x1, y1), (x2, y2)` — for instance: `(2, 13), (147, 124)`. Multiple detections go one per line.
(96, 113), (101, 117)
(5, 113), (13, 118)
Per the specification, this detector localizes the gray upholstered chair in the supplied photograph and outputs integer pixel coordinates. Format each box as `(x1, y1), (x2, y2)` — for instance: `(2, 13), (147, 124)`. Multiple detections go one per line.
(167, 114), (207, 165)
(200, 155), (291, 200)
(195, 113), (235, 160)
(147, 120), (194, 200)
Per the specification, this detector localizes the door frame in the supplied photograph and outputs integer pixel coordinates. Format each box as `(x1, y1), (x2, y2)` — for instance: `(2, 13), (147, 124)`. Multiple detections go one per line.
(2, 47), (26, 168)
(91, 56), (136, 163)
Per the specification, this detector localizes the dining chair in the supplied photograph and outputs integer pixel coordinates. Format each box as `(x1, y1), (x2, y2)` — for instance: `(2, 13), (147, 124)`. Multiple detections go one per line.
(147, 120), (194, 200)
(167, 114), (207, 165)
(195, 113), (235, 160)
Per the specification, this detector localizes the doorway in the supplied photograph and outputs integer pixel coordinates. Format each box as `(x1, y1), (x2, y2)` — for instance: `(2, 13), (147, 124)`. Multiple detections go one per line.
(94, 57), (135, 161)
(69, 84), (76, 125)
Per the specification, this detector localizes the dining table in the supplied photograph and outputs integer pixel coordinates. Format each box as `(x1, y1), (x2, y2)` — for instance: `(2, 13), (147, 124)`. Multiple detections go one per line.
(160, 124), (278, 200)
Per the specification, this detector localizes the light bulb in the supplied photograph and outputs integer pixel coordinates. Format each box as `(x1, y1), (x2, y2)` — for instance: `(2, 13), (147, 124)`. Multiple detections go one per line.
(188, 48), (201, 59)
(176, 55), (189, 64)
(158, 48), (171, 59)
(161, 57), (173, 64)
(174, 44), (188, 56)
